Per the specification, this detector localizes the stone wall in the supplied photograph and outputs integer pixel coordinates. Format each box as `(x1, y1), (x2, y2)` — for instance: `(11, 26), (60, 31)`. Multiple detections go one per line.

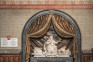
(0, 9), (93, 52)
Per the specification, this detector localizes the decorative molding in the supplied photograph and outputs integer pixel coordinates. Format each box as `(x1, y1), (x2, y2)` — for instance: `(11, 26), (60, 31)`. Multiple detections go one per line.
(0, 4), (93, 9)
(0, 0), (93, 5)
(0, 0), (93, 9)
(0, 49), (92, 53)
(0, 49), (21, 53)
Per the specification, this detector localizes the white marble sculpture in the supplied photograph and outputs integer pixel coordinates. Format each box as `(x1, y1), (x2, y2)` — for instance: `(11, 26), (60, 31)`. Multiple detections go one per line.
(44, 36), (58, 56)
(33, 47), (45, 57)
(33, 35), (71, 57)
(57, 46), (71, 57)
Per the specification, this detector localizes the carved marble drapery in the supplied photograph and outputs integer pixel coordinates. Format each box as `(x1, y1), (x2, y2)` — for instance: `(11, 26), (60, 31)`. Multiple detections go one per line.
(27, 11), (75, 38)
(27, 14), (51, 38)
(25, 10), (78, 62)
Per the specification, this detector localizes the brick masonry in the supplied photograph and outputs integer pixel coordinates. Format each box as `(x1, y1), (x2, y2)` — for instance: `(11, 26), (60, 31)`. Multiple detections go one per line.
(0, 9), (93, 53)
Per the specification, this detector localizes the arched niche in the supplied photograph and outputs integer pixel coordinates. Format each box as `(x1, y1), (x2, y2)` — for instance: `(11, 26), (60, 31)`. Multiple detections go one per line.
(22, 10), (81, 62)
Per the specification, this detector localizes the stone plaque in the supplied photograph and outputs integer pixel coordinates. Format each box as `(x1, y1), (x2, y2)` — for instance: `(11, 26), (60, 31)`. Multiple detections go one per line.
(1, 38), (18, 47)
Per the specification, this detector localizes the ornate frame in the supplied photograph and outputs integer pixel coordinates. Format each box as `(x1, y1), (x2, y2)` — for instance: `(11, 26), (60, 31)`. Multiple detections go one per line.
(22, 10), (81, 62)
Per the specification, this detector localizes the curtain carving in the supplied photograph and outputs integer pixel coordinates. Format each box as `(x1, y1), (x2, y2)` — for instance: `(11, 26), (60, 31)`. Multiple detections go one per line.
(27, 11), (75, 38)
(25, 37), (31, 62)
(26, 10), (78, 62)
(52, 14), (75, 38)
(27, 15), (51, 38)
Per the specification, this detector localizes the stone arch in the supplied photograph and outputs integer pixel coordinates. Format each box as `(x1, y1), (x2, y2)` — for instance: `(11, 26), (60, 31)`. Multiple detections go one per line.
(22, 10), (81, 62)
